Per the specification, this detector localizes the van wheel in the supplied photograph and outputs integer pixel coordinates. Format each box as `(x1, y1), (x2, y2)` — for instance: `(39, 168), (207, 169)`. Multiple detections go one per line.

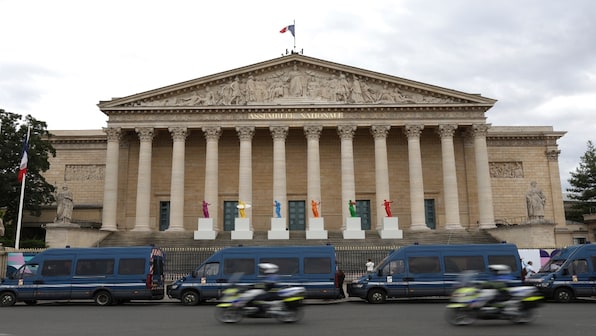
(94, 291), (113, 306)
(367, 289), (386, 304)
(554, 288), (573, 303)
(0, 292), (17, 307)
(181, 290), (200, 306)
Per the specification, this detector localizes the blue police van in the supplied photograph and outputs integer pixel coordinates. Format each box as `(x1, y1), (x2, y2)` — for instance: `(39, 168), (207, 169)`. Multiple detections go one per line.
(167, 245), (339, 305)
(0, 246), (165, 306)
(525, 243), (596, 302)
(348, 243), (522, 303)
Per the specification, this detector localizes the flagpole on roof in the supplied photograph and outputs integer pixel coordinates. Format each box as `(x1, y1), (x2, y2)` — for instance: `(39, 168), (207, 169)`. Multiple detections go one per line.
(293, 19), (296, 50)
(15, 125), (31, 250)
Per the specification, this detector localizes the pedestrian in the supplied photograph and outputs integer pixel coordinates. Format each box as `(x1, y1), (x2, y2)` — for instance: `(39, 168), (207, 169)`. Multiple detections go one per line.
(335, 269), (346, 299)
(366, 258), (375, 274)
(525, 261), (537, 276)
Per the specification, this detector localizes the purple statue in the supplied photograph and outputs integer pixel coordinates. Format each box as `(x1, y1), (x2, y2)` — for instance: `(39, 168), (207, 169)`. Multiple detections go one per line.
(202, 200), (210, 218)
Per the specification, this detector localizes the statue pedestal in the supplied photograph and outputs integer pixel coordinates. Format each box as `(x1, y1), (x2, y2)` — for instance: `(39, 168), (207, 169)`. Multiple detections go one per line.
(194, 218), (217, 240)
(44, 222), (110, 248)
(306, 218), (328, 239)
(378, 217), (403, 239)
(343, 217), (365, 239)
(231, 218), (253, 240)
(268, 218), (289, 240)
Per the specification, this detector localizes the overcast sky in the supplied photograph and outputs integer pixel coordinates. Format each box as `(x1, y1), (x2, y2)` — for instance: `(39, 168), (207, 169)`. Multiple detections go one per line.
(2, 0), (595, 190)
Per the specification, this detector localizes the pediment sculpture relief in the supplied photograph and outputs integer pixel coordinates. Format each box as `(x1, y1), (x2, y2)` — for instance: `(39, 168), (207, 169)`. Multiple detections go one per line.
(135, 65), (459, 107)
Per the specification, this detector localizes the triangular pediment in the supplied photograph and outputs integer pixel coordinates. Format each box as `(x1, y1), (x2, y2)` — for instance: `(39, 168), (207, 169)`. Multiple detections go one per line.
(98, 54), (496, 110)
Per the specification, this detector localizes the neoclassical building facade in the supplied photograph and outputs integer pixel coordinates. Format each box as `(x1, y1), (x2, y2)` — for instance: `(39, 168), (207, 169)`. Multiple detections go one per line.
(34, 54), (568, 245)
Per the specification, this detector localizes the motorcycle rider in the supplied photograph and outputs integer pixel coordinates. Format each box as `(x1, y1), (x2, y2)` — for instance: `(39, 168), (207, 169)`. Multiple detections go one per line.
(481, 264), (514, 307)
(243, 263), (281, 311)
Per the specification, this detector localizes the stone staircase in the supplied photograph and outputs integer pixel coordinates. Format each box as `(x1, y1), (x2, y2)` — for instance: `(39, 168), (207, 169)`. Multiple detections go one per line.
(98, 229), (499, 249)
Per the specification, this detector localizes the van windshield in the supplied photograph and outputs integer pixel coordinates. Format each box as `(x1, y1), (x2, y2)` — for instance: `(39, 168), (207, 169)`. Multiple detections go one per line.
(15, 264), (39, 279)
(540, 259), (564, 273)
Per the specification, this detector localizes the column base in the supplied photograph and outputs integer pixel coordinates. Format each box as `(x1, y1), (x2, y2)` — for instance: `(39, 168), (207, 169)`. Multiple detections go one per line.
(379, 217), (403, 239)
(268, 218), (289, 240)
(231, 218), (253, 240)
(194, 218), (217, 240)
(306, 217), (328, 239)
(343, 217), (365, 239)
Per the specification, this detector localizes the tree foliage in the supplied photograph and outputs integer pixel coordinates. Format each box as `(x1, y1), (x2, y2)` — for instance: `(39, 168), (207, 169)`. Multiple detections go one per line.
(567, 141), (596, 218)
(0, 109), (56, 243)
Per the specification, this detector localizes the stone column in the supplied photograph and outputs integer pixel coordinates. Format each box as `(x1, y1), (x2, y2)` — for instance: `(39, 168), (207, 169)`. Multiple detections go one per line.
(338, 125), (357, 228)
(546, 149), (566, 226)
(203, 127), (221, 230)
(101, 127), (121, 231)
(438, 124), (462, 229)
(167, 127), (188, 231)
(404, 124), (428, 230)
(371, 125), (391, 231)
(236, 126), (255, 226)
(471, 124), (496, 228)
(304, 126), (323, 220)
(271, 126), (289, 219)
(133, 127), (154, 231)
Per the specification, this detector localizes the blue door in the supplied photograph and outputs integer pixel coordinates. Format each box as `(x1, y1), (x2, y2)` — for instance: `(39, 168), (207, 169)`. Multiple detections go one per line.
(356, 200), (371, 230)
(424, 199), (436, 230)
(159, 201), (170, 231)
(223, 201), (238, 231)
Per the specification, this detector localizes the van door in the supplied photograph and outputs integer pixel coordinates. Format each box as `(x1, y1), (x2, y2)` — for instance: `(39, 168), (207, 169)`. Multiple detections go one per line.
(405, 255), (444, 297)
(36, 259), (73, 300)
(12, 264), (40, 300)
(379, 259), (408, 297)
(567, 258), (593, 297)
(194, 262), (221, 299)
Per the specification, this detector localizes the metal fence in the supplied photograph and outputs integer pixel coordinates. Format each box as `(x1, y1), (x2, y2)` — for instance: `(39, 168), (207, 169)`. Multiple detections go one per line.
(1, 245), (399, 282)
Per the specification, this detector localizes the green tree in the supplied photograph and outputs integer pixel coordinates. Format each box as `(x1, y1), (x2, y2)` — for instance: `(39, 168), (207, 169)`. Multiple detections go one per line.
(567, 140), (596, 222)
(0, 109), (56, 246)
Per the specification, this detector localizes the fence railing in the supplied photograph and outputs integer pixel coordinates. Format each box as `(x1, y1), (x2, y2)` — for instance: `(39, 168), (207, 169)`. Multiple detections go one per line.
(1, 245), (398, 282)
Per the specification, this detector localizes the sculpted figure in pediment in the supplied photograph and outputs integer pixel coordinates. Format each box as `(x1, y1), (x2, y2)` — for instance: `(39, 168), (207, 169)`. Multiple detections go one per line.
(134, 63), (460, 107)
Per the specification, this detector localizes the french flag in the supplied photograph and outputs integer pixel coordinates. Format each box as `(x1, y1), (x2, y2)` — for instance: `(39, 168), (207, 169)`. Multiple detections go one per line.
(279, 24), (295, 37)
(18, 135), (29, 183)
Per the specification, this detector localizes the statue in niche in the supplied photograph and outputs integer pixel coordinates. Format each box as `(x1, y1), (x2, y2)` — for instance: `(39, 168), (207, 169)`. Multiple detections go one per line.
(526, 181), (546, 221)
(55, 184), (74, 223)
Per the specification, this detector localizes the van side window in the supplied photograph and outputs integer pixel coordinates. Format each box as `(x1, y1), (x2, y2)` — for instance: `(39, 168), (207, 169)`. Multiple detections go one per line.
(118, 258), (146, 275)
(76, 259), (115, 276)
(569, 259), (589, 275)
(488, 255), (518, 272)
(42, 260), (72, 276)
(444, 256), (485, 273)
(382, 260), (404, 275)
(304, 257), (331, 274)
(260, 258), (299, 275)
(224, 258), (255, 275)
(408, 256), (440, 274)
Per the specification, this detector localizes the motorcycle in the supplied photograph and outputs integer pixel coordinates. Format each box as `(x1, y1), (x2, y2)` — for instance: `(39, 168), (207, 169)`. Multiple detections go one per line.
(214, 285), (306, 324)
(445, 271), (544, 326)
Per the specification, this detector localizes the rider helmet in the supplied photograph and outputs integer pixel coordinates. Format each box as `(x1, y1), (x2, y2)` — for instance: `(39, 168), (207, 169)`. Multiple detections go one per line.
(259, 263), (279, 274)
(488, 264), (511, 275)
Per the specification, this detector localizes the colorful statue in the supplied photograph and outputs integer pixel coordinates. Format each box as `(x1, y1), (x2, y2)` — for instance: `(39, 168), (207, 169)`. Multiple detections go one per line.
(274, 200), (281, 218)
(202, 200), (210, 218)
(311, 200), (320, 218)
(348, 200), (357, 217)
(383, 199), (393, 217)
